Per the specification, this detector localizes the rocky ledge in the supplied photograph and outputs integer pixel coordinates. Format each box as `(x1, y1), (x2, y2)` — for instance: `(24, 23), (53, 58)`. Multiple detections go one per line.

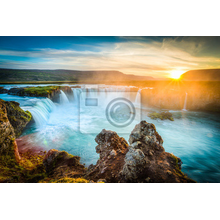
(7, 86), (73, 102)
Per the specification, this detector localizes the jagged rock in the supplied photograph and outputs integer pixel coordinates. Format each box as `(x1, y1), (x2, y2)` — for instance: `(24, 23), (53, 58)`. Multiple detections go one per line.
(86, 129), (129, 182)
(121, 121), (194, 183)
(0, 99), (32, 137)
(87, 121), (195, 183)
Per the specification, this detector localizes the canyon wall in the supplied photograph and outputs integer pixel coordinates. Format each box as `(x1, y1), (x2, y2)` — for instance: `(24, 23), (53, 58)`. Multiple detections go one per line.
(141, 82), (220, 112)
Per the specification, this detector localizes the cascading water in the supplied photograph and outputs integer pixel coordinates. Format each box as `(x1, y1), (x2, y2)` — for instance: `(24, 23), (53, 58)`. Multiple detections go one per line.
(72, 88), (82, 105)
(134, 89), (141, 105)
(183, 92), (188, 111)
(60, 90), (69, 104)
(28, 98), (56, 127)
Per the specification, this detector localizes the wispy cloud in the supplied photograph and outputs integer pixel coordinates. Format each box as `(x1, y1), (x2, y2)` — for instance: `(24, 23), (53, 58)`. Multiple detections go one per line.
(0, 37), (220, 78)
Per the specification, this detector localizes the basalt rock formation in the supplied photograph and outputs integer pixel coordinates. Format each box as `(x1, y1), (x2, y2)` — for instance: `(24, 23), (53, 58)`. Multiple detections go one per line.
(87, 121), (195, 183)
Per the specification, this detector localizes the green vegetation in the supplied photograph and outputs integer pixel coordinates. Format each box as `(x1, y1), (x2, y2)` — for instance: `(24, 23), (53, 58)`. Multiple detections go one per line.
(148, 111), (174, 121)
(0, 69), (78, 83)
(0, 148), (47, 183)
(22, 86), (60, 97)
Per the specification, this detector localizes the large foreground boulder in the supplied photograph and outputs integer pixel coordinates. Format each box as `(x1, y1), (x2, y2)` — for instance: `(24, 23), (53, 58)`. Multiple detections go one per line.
(86, 129), (129, 182)
(87, 121), (195, 183)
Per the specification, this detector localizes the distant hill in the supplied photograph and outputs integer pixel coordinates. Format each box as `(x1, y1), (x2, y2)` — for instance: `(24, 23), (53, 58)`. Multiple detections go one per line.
(0, 68), (154, 83)
(181, 69), (220, 81)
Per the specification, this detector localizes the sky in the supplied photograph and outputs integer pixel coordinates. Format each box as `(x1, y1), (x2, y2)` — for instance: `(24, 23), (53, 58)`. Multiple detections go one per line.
(0, 36), (220, 78)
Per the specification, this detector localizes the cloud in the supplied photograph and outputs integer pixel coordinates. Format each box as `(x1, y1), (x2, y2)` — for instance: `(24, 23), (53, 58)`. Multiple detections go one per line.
(0, 37), (220, 78)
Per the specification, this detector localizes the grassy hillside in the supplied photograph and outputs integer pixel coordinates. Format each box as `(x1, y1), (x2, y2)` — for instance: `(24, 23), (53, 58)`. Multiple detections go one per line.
(0, 68), (154, 83)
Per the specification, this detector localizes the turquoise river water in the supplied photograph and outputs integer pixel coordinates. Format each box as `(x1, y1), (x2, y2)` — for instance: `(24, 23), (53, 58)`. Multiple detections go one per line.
(0, 83), (220, 183)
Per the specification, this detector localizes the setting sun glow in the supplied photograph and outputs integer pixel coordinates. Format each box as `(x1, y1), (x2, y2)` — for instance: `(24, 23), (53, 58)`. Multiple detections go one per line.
(170, 70), (185, 79)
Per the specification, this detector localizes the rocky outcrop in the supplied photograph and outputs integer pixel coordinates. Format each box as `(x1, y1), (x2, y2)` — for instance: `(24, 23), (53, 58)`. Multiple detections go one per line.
(43, 149), (86, 179)
(1, 100), (32, 137)
(0, 100), (20, 161)
(86, 129), (129, 182)
(87, 121), (195, 183)
(0, 87), (8, 94)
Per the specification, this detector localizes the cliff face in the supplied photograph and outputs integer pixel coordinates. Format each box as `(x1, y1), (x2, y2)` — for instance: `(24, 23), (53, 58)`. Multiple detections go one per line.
(141, 86), (220, 112)
(1, 100), (32, 137)
(0, 100), (20, 161)
(87, 121), (195, 183)
(141, 88), (185, 110)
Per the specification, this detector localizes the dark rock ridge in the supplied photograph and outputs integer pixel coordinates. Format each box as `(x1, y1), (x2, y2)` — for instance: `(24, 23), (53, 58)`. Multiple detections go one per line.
(87, 121), (195, 183)
(0, 87), (8, 94)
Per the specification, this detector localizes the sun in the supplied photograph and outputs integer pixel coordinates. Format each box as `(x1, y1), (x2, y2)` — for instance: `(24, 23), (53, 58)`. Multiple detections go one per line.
(170, 70), (185, 79)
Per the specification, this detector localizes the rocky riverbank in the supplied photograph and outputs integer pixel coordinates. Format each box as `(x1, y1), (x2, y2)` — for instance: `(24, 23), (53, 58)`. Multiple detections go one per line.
(0, 99), (195, 183)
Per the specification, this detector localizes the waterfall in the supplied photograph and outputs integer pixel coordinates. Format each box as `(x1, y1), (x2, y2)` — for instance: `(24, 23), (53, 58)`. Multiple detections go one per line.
(135, 89), (141, 105)
(29, 98), (56, 127)
(183, 92), (188, 111)
(72, 88), (82, 104)
(60, 90), (69, 104)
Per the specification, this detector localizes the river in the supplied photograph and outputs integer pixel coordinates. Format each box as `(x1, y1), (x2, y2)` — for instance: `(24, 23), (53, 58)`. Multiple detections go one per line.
(1, 83), (220, 183)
